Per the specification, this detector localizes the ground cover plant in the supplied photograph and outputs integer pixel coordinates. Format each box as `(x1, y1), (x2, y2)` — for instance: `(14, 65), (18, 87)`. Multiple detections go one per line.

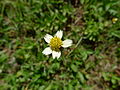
(0, 0), (120, 90)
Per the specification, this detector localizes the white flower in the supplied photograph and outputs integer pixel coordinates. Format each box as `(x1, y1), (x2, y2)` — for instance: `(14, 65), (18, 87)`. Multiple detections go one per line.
(42, 30), (72, 59)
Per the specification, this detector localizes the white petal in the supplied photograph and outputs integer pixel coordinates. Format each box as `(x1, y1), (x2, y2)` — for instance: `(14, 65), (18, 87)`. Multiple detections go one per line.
(42, 47), (52, 55)
(55, 30), (63, 39)
(44, 34), (53, 43)
(52, 51), (61, 59)
(62, 39), (72, 48)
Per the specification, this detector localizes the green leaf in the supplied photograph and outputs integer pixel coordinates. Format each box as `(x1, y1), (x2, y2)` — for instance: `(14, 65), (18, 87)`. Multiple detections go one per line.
(71, 64), (78, 72)
(0, 52), (8, 63)
(77, 72), (85, 83)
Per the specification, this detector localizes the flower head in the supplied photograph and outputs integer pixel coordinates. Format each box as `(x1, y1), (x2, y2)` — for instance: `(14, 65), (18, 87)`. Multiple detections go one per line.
(42, 30), (72, 59)
(112, 18), (118, 23)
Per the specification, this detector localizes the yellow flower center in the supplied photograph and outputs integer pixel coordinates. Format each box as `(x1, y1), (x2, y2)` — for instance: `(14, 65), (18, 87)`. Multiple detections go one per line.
(49, 36), (62, 51)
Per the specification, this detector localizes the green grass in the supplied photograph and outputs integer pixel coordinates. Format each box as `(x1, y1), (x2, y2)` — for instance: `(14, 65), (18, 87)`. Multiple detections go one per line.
(0, 0), (120, 89)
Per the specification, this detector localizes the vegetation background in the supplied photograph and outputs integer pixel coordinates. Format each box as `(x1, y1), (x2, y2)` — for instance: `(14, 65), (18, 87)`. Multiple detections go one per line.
(0, 0), (120, 89)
